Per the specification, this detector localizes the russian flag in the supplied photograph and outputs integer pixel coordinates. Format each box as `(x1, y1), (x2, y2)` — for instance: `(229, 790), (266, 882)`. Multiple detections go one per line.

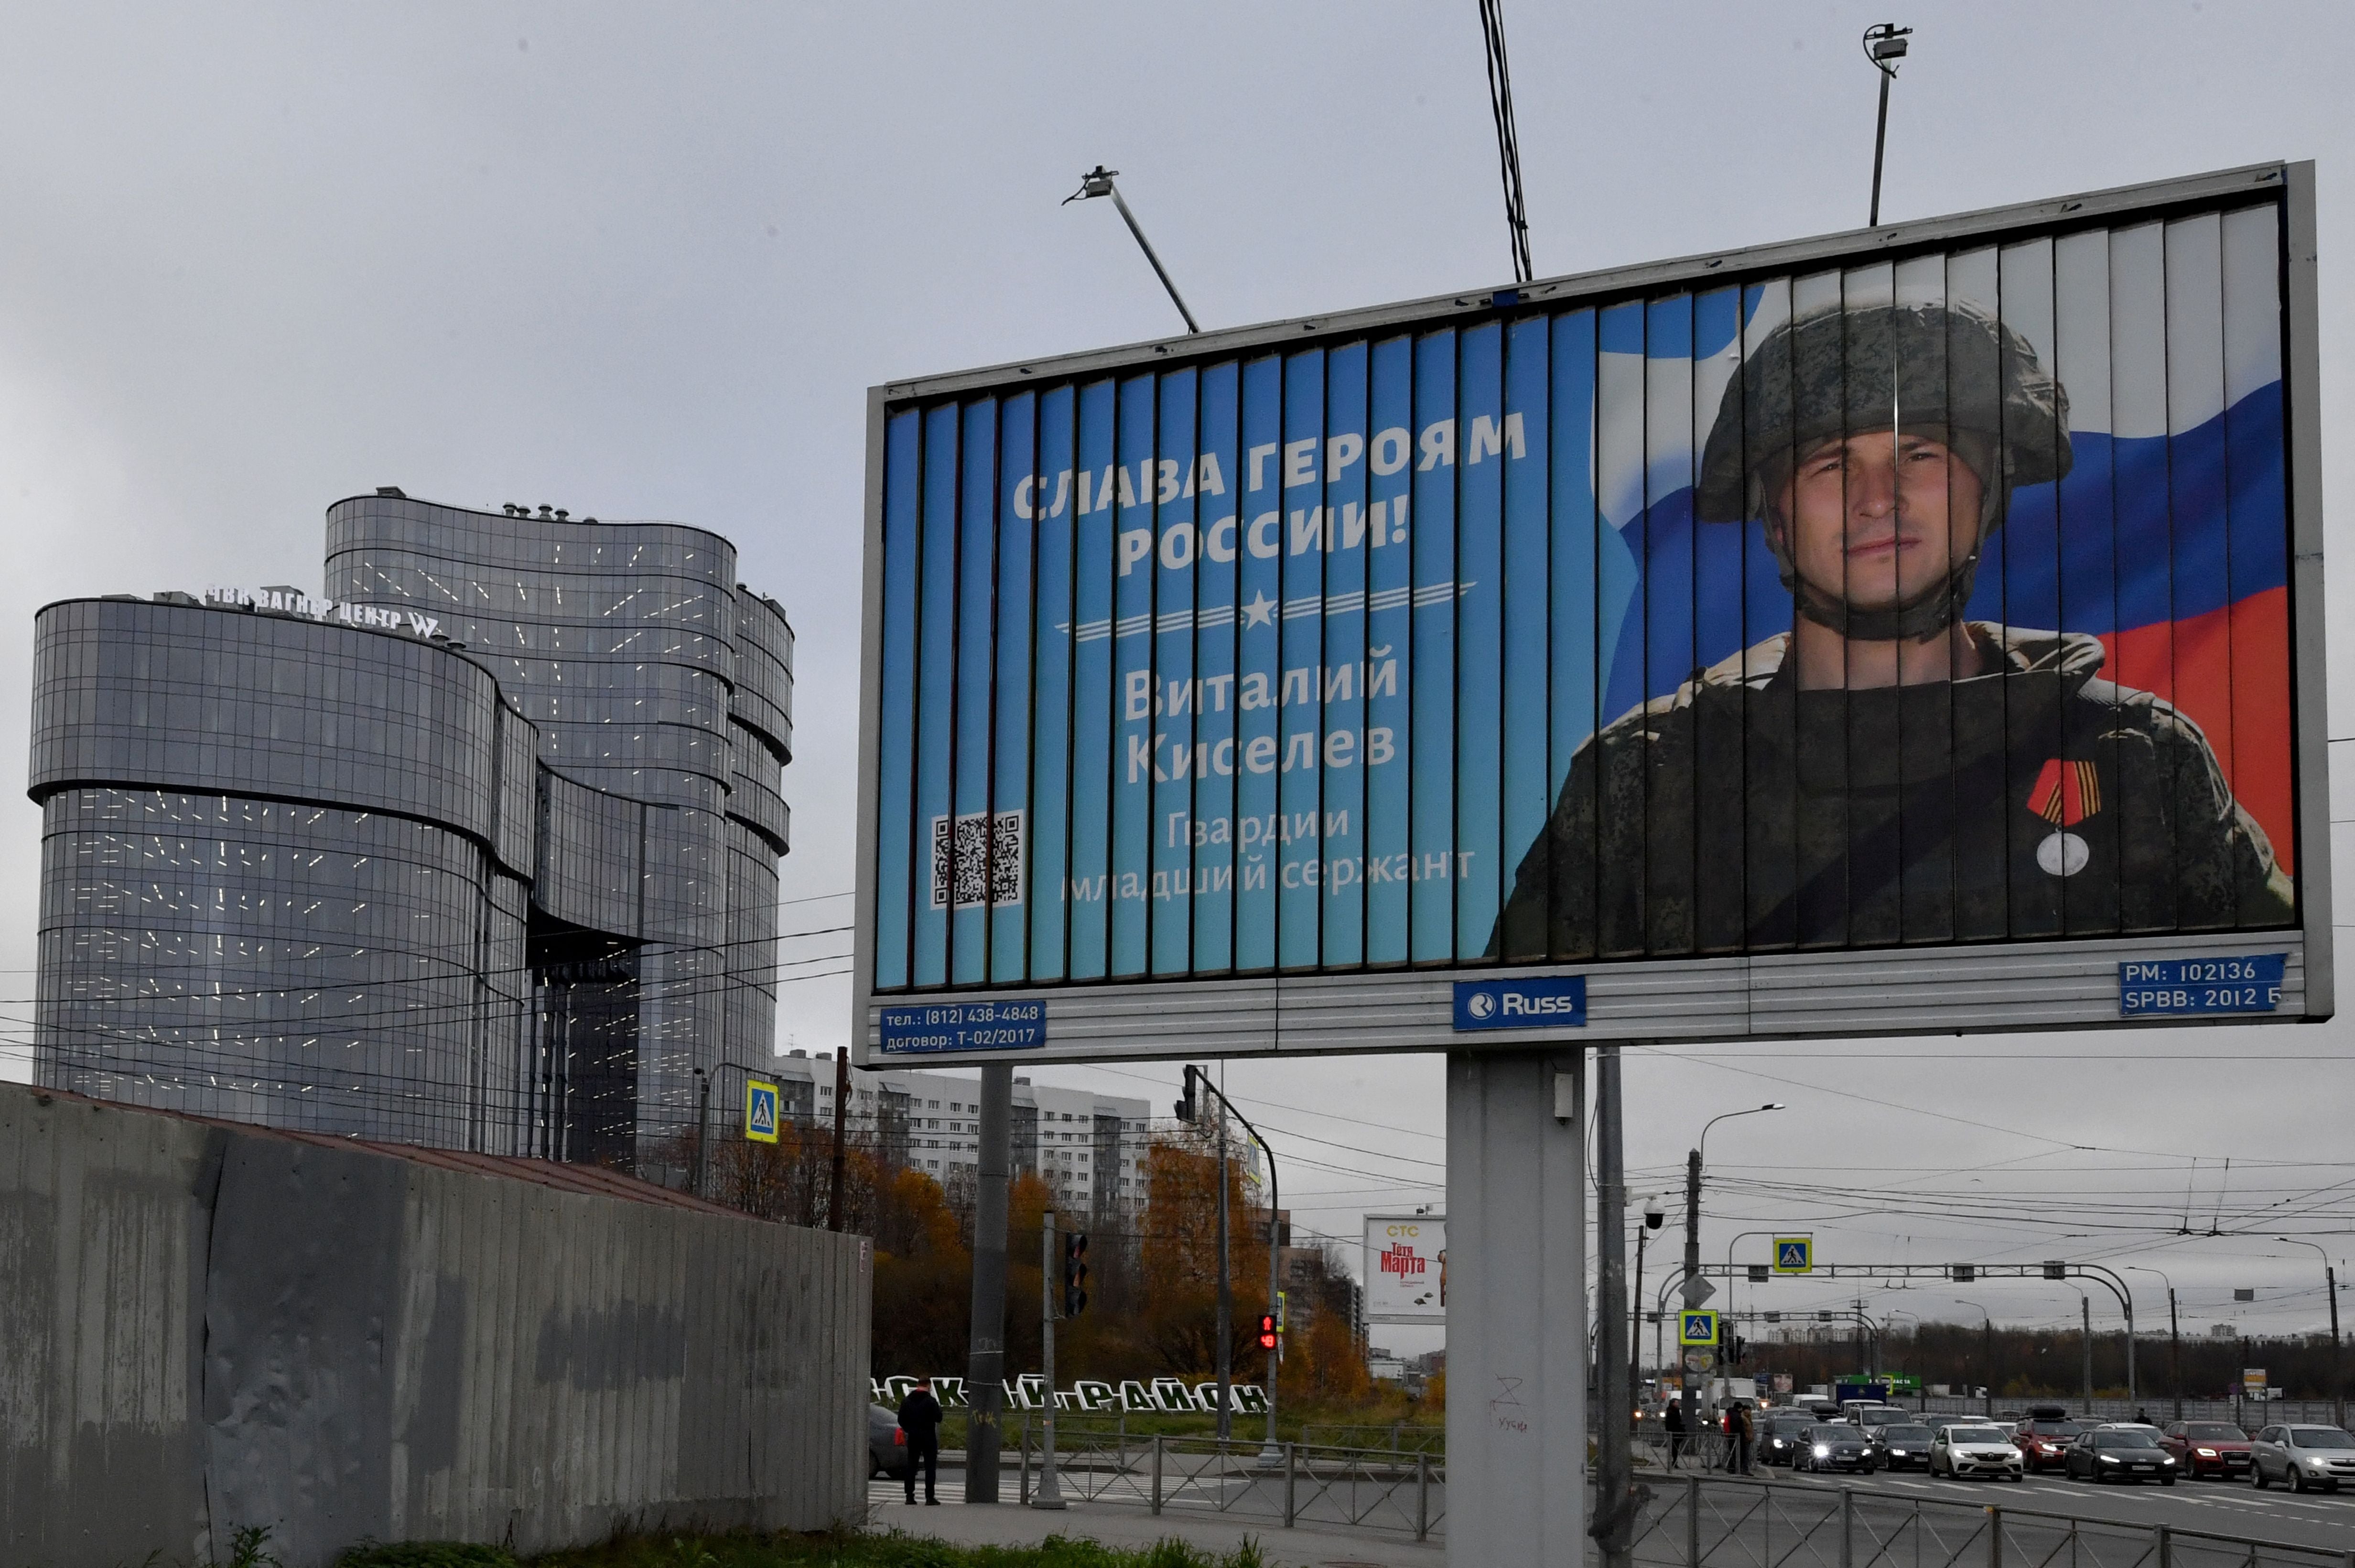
(1591, 207), (2294, 870)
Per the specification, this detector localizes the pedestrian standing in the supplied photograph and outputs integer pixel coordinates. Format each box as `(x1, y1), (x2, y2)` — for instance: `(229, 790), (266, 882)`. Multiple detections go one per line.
(1664, 1399), (1686, 1469)
(1731, 1403), (1754, 1475)
(897, 1378), (944, 1504)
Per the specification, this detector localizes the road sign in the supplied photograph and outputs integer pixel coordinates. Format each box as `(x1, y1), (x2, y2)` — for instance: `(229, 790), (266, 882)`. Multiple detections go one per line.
(1773, 1236), (1814, 1274)
(1680, 1310), (1719, 1347)
(745, 1079), (780, 1143)
(2244, 1368), (2268, 1398)
(1680, 1276), (1717, 1308)
(1683, 1351), (1715, 1374)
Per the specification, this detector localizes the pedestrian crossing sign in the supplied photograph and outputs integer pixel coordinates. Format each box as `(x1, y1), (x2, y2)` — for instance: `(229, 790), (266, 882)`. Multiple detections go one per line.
(745, 1079), (780, 1144)
(1773, 1236), (1814, 1274)
(1679, 1309), (1719, 1347)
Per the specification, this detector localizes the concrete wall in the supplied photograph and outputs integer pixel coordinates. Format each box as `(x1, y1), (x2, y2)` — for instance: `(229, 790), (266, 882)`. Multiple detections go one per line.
(0, 1083), (870, 1568)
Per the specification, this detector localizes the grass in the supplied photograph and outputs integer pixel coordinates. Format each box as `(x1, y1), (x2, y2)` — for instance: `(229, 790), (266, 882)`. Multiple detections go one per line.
(335, 1530), (1273, 1568)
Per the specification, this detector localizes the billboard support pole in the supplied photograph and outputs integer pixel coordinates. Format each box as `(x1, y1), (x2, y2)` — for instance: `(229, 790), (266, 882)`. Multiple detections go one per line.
(1447, 1052), (1586, 1565)
(964, 1064), (1013, 1503)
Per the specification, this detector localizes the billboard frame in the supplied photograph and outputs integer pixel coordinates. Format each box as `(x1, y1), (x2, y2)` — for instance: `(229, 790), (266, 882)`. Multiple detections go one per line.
(853, 161), (2329, 1068)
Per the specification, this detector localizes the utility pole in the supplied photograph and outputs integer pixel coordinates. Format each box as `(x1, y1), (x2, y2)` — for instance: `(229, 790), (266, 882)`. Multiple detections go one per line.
(1031, 1210), (1066, 1510)
(2279, 1238), (2343, 1428)
(1862, 23), (1913, 227)
(827, 1049), (849, 1230)
(2170, 1287), (2182, 1420)
(2081, 1295), (2094, 1413)
(691, 1067), (712, 1198)
(1680, 1148), (1701, 1443)
(1590, 1046), (1634, 1568)
(964, 1064), (1012, 1503)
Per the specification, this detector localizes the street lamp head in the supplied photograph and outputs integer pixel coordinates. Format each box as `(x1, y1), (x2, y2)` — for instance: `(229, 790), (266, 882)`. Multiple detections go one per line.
(1064, 164), (1120, 205)
(1762, 1103), (1786, 1111)
(1863, 22), (1912, 72)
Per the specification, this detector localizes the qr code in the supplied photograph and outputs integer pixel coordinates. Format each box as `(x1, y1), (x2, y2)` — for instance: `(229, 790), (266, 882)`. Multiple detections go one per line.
(932, 810), (1024, 909)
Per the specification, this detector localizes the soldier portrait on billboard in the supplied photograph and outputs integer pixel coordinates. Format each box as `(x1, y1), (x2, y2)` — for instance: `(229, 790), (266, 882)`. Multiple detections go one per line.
(1493, 296), (2295, 959)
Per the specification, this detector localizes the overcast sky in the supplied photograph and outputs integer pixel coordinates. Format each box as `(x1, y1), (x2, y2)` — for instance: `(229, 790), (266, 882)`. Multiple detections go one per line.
(3, 2), (2351, 1362)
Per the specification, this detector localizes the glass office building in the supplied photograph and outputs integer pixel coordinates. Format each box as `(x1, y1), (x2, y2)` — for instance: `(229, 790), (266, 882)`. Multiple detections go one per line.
(28, 492), (793, 1169)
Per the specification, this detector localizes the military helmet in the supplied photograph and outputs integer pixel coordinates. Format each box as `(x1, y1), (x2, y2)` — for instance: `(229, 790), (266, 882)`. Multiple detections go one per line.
(1694, 297), (2073, 526)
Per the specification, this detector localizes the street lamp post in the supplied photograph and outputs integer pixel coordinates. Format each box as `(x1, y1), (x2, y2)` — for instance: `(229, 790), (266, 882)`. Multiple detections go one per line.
(1955, 1300), (1994, 1416)
(2279, 1238), (2344, 1429)
(1632, 1197), (1666, 1403)
(2124, 1266), (2182, 1422)
(1860, 23), (1913, 227)
(1681, 1105), (1785, 1442)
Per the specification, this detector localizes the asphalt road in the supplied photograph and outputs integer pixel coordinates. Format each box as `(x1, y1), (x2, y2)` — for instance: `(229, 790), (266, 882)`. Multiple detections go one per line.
(875, 1456), (2355, 1559)
(1733, 1463), (2355, 1554)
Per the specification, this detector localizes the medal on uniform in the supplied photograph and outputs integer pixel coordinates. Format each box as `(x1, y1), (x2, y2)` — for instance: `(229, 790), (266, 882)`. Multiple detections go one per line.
(2027, 758), (2099, 877)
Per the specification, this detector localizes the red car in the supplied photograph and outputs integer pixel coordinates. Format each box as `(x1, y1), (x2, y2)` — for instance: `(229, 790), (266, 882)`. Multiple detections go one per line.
(2011, 1410), (2087, 1472)
(2161, 1420), (2254, 1480)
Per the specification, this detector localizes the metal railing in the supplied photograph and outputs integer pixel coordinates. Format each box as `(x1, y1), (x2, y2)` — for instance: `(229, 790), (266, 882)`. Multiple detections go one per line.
(1013, 1422), (1446, 1542)
(1298, 1422), (1445, 1456)
(1619, 1474), (2355, 1568)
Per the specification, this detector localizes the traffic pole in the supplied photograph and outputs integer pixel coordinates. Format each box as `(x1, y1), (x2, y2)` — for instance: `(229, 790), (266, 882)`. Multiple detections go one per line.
(1033, 1209), (1065, 1509)
(964, 1064), (1012, 1502)
(1215, 1082), (1232, 1442)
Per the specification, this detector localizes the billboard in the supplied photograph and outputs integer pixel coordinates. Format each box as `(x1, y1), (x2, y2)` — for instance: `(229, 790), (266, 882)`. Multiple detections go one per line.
(1364, 1214), (1447, 1323)
(855, 163), (2328, 1064)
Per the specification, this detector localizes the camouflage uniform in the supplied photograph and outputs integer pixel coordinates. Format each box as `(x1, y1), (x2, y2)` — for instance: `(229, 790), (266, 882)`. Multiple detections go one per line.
(1491, 624), (2294, 959)
(1490, 296), (2294, 959)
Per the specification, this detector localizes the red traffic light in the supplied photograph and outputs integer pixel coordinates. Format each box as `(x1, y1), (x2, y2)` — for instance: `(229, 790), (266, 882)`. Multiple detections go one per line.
(1257, 1313), (1278, 1350)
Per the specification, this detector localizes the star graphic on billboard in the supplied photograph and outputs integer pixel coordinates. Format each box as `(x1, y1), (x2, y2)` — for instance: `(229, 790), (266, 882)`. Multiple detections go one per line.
(1239, 591), (1277, 627)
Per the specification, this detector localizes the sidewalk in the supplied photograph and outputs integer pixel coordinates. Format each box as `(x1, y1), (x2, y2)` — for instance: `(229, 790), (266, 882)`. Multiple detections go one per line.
(864, 1485), (1443, 1567)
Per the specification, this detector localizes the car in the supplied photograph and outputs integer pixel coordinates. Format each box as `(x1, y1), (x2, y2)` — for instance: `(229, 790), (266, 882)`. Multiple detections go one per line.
(1865, 1412), (1940, 1469)
(1870, 1423), (1938, 1472)
(1757, 1412), (1820, 1468)
(868, 1403), (911, 1479)
(2063, 1427), (2179, 1485)
(1799, 1423), (1876, 1474)
(2251, 1424), (2355, 1493)
(2011, 1412), (2086, 1471)
(1929, 1423), (2025, 1481)
(2160, 1420), (2253, 1480)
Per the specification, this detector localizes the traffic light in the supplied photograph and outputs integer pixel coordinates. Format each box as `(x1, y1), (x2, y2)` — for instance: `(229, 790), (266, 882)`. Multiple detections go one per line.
(1062, 1232), (1090, 1317)
(1174, 1065), (1199, 1125)
(1257, 1313), (1278, 1351)
(1729, 1336), (1748, 1365)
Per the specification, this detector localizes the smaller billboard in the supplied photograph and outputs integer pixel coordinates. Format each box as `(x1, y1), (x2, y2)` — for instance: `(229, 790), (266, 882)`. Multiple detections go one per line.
(1364, 1214), (1446, 1323)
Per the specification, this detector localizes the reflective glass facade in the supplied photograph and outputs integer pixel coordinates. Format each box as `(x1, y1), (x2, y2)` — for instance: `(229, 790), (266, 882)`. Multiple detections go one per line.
(32, 496), (793, 1168)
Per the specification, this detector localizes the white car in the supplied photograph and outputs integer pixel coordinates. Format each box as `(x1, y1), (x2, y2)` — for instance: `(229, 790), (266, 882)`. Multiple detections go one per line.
(1931, 1422), (2026, 1481)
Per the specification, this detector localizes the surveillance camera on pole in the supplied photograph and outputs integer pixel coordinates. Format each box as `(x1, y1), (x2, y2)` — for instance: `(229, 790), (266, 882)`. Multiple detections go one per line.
(1862, 22), (1913, 227)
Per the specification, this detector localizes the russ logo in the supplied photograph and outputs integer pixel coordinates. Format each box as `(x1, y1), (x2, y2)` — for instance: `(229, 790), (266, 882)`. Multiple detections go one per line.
(1453, 976), (1587, 1032)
